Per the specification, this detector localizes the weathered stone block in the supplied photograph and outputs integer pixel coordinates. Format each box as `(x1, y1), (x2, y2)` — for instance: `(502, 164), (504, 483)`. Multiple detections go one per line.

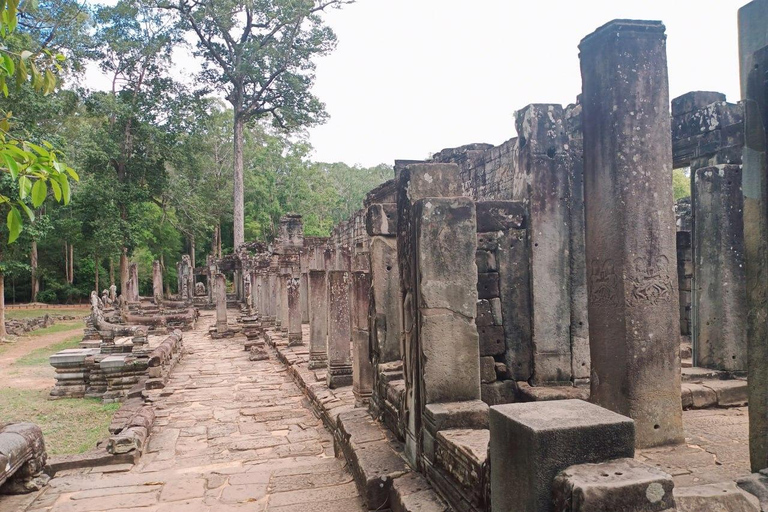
(490, 400), (635, 512)
(478, 325), (505, 357)
(476, 201), (526, 232)
(477, 272), (500, 299)
(553, 458), (675, 512)
(675, 482), (760, 512)
(475, 250), (497, 273)
(476, 300), (494, 326)
(366, 203), (398, 236)
(481, 380), (517, 406)
(480, 356), (496, 383)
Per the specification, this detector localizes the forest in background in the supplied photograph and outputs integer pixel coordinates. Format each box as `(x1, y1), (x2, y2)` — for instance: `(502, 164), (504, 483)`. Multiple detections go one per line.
(0, 0), (390, 304)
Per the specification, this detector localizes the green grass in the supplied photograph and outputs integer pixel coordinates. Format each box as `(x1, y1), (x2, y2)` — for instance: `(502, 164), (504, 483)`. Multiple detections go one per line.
(0, 388), (120, 455)
(26, 320), (85, 337)
(13, 335), (82, 366)
(5, 308), (89, 321)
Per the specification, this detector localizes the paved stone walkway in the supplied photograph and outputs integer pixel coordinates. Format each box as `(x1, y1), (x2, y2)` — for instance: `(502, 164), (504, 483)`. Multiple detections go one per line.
(14, 312), (365, 512)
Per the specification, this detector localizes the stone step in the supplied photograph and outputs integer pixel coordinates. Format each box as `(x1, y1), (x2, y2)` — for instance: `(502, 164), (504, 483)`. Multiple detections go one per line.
(681, 379), (748, 409)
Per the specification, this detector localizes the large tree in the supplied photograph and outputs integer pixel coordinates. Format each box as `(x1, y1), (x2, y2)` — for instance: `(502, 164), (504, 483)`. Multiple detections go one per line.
(160, 0), (352, 249)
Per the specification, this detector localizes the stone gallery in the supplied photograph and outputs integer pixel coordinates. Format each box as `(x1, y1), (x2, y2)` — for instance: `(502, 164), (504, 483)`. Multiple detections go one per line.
(6, 2), (768, 511)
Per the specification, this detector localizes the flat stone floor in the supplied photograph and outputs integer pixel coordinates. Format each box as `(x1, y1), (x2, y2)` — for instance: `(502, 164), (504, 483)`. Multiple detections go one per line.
(5, 311), (365, 512)
(639, 407), (751, 488)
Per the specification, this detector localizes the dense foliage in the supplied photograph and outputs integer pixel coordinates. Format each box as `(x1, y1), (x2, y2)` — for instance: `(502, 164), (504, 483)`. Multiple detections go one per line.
(0, 0), (389, 305)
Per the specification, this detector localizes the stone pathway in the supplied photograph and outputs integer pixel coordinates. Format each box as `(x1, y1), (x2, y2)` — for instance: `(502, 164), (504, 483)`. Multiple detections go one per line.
(13, 311), (365, 512)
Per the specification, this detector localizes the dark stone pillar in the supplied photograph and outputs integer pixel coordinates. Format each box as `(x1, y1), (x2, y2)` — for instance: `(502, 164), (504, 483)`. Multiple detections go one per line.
(152, 260), (163, 303)
(327, 270), (353, 388)
(693, 165), (747, 371)
(279, 271), (289, 333)
(580, 19), (684, 448)
(308, 270), (328, 369)
(739, 0), (768, 471)
(287, 276), (302, 346)
(214, 273), (227, 333)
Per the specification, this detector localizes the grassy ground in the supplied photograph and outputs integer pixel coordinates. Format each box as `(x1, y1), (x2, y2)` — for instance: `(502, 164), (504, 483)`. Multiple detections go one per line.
(0, 388), (119, 455)
(5, 308), (89, 321)
(14, 335), (82, 366)
(26, 319), (86, 337)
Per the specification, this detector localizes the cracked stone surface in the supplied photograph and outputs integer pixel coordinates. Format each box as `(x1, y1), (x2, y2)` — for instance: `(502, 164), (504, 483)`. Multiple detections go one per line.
(637, 407), (750, 488)
(4, 311), (364, 512)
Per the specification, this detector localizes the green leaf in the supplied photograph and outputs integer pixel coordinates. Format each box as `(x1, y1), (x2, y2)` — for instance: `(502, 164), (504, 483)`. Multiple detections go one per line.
(2, 53), (13, 77)
(49, 177), (60, 201)
(18, 175), (30, 199)
(17, 200), (33, 222)
(2, 153), (18, 179)
(7, 206), (21, 243)
(31, 178), (45, 207)
(66, 166), (78, 181)
(57, 174), (70, 205)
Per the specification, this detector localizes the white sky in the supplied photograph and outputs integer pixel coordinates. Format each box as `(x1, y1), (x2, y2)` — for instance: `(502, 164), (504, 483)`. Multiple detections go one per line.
(307, 0), (746, 167)
(84, 0), (747, 168)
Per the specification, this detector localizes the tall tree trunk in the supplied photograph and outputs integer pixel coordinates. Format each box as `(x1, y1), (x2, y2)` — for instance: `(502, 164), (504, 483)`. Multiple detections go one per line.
(64, 242), (69, 283)
(69, 244), (74, 284)
(120, 247), (129, 298)
(30, 240), (38, 302)
(233, 115), (245, 249)
(190, 234), (195, 269)
(109, 258), (115, 287)
(94, 254), (99, 293)
(217, 223), (222, 258)
(0, 271), (6, 339)
(212, 225), (218, 258)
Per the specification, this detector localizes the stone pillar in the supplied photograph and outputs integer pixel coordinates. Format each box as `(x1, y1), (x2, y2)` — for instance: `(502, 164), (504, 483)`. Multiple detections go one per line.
(308, 270), (328, 369)
(397, 163), (486, 467)
(176, 255), (193, 300)
(326, 270), (352, 388)
(693, 165), (747, 371)
(580, 19), (684, 448)
(739, 0), (768, 471)
(515, 104), (573, 385)
(268, 273), (278, 325)
(300, 272), (309, 324)
(152, 261), (163, 303)
(352, 271), (373, 405)
(215, 273), (227, 332)
(128, 263), (139, 302)
(370, 236), (401, 366)
(279, 271), (290, 333)
(287, 276), (302, 346)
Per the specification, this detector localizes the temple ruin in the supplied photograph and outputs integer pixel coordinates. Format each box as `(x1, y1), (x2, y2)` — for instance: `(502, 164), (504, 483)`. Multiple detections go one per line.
(6, 2), (768, 511)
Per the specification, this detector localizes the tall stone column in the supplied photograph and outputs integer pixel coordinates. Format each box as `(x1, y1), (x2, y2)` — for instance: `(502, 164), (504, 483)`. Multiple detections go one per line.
(580, 19), (683, 448)
(300, 272), (309, 324)
(693, 165), (747, 371)
(327, 270), (352, 388)
(279, 271), (290, 333)
(215, 273), (227, 333)
(287, 276), (302, 346)
(308, 270), (328, 369)
(152, 260), (163, 303)
(739, 0), (768, 471)
(352, 271), (373, 404)
(369, 237), (401, 366)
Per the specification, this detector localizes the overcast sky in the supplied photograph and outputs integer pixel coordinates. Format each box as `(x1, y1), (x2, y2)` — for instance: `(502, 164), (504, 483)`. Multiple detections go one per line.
(306, 0), (746, 167)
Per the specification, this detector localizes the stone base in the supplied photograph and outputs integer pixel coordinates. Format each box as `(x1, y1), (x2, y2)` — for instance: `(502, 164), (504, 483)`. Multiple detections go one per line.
(308, 356), (327, 370)
(553, 458), (675, 512)
(328, 366), (353, 389)
(249, 347), (269, 361)
(209, 326), (240, 339)
(287, 333), (303, 346)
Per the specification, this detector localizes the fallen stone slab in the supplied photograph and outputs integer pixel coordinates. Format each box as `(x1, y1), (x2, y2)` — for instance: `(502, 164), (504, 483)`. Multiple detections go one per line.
(390, 472), (450, 512)
(552, 458), (675, 511)
(674, 481), (760, 512)
(516, 381), (590, 402)
(0, 423), (49, 495)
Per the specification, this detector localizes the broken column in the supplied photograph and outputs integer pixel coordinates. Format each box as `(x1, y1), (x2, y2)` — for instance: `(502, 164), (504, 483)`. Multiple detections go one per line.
(740, 0), (768, 472)
(352, 270), (373, 405)
(580, 19), (683, 447)
(327, 270), (353, 388)
(308, 270), (328, 369)
(515, 104), (573, 385)
(287, 275), (302, 346)
(152, 261), (163, 303)
(176, 255), (193, 300)
(397, 163), (486, 467)
(214, 273), (227, 333)
(693, 165), (747, 371)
